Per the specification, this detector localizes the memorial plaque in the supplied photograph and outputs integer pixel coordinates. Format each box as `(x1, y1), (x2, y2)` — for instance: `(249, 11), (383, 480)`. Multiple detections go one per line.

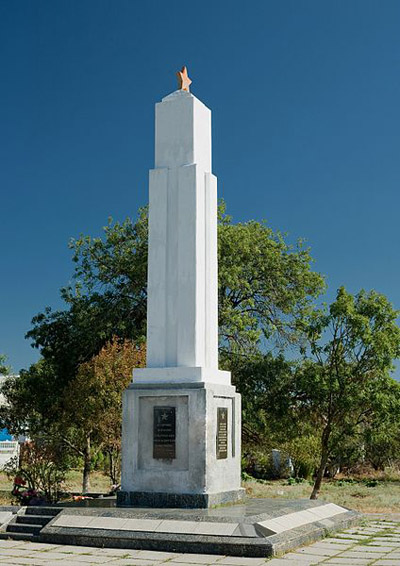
(216, 407), (228, 459)
(153, 406), (176, 459)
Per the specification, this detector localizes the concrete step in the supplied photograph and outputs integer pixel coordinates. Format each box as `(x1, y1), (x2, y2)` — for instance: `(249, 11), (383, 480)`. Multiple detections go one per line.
(16, 514), (52, 526)
(0, 531), (38, 542)
(7, 523), (42, 536)
(25, 506), (60, 517)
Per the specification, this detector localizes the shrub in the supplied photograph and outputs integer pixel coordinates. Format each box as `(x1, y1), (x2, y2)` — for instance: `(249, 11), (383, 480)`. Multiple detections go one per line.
(4, 440), (67, 503)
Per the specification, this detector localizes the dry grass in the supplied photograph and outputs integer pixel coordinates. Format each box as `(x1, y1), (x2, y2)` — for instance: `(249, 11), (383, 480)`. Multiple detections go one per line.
(62, 469), (112, 493)
(0, 470), (112, 505)
(244, 478), (400, 513)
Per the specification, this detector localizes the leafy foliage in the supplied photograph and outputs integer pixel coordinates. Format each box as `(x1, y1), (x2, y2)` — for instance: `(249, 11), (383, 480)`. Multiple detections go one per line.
(0, 339), (145, 493)
(26, 202), (324, 379)
(218, 203), (325, 357)
(5, 440), (67, 503)
(0, 354), (10, 376)
(60, 338), (145, 490)
(236, 287), (400, 494)
(294, 287), (400, 498)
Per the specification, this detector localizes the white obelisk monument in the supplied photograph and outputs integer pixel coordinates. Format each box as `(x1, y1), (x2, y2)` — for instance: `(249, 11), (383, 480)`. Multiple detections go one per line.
(118, 68), (243, 508)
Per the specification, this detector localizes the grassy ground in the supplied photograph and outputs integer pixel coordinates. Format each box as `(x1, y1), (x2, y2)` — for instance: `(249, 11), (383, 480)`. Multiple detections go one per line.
(244, 478), (400, 513)
(0, 470), (399, 512)
(61, 469), (112, 493)
(0, 470), (112, 505)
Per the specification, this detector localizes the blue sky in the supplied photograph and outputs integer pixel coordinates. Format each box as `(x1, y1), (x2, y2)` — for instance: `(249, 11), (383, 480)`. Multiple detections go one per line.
(1, 1), (399, 374)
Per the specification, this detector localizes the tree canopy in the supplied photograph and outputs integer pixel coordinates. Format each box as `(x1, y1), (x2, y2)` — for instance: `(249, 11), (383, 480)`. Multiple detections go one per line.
(1, 339), (145, 492)
(0, 354), (10, 376)
(26, 202), (325, 378)
(293, 287), (400, 498)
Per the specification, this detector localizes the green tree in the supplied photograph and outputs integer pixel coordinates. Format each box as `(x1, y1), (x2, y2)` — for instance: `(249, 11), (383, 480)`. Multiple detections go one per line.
(0, 354), (10, 375)
(27, 203), (323, 374)
(218, 204), (324, 358)
(0, 360), (54, 436)
(0, 341), (145, 494)
(363, 384), (400, 471)
(60, 338), (145, 492)
(295, 287), (400, 499)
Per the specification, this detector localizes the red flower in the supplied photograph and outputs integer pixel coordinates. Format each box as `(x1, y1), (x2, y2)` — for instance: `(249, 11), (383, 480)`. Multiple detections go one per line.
(14, 477), (26, 486)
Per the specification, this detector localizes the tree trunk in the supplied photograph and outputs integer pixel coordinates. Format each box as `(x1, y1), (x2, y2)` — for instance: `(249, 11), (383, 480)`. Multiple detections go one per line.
(82, 436), (91, 494)
(107, 447), (121, 486)
(310, 427), (331, 500)
(108, 450), (116, 485)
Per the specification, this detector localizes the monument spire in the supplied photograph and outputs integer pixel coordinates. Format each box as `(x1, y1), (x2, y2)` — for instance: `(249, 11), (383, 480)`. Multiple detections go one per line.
(176, 66), (192, 92)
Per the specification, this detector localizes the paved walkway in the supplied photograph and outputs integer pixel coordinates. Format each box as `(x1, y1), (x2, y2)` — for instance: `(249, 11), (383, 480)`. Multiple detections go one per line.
(0, 517), (399, 565)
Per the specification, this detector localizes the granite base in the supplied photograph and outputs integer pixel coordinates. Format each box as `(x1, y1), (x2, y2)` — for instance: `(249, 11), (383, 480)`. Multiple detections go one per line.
(117, 488), (246, 509)
(33, 498), (362, 557)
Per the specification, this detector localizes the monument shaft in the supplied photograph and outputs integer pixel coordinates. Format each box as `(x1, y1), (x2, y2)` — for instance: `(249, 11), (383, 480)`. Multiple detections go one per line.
(147, 100), (218, 368)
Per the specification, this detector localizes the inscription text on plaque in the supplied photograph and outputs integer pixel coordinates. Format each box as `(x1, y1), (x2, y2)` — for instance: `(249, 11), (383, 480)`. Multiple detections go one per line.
(216, 407), (228, 459)
(153, 406), (176, 459)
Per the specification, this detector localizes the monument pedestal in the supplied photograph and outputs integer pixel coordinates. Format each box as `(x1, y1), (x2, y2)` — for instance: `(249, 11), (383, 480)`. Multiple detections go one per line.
(118, 380), (244, 508)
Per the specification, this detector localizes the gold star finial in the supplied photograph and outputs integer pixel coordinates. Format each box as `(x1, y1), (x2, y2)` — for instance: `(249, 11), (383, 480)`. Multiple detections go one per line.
(176, 66), (192, 92)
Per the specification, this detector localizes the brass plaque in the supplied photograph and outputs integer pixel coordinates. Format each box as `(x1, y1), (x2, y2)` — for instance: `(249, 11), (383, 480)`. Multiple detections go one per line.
(153, 406), (176, 459)
(216, 407), (228, 459)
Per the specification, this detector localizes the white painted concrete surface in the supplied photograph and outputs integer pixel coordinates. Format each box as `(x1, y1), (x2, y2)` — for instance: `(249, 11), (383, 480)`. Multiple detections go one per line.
(144, 89), (220, 380)
(121, 383), (242, 496)
(121, 87), (241, 502)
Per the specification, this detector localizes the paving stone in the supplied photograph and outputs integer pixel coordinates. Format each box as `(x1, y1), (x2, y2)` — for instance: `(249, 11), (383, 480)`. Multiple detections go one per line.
(310, 543), (352, 551)
(372, 537), (400, 543)
(336, 534), (370, 540)
(165, 564), (225, 566)
(136, 550), (184, 560)
(0, 558), (53, 565)
(214, 557), (267, 565)
(87, 517), (131, 530)
(296, 547), (341, 556)
(87, 548), (144, 557)
(322, 559), (371, 565)
(109, 561), (165, 566)
(21, 543), (61, 551)
(321, 539), (354, 546)
(373, 561), (400, 566)
(27, 551), (86, 560)
(0, 541), (28, 548)
(57, 554), (116, 563)
(277, 553), (325, 563)
(329, 538), (359, 545)
(355, 545), (396, 552)
(368, 541), (400, 547)
(119, 519), (164, 532)
(338, 550), (384, 558)
(170, 554), (225, 563)
(53, 515), (95, 528)
(0, 549), (37, 557)
(53, 545), (114, 555)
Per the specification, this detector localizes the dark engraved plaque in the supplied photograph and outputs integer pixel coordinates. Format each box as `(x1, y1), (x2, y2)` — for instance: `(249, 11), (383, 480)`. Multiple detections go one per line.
(153, 406), (176, 459)
(216, 407), (228, 459)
